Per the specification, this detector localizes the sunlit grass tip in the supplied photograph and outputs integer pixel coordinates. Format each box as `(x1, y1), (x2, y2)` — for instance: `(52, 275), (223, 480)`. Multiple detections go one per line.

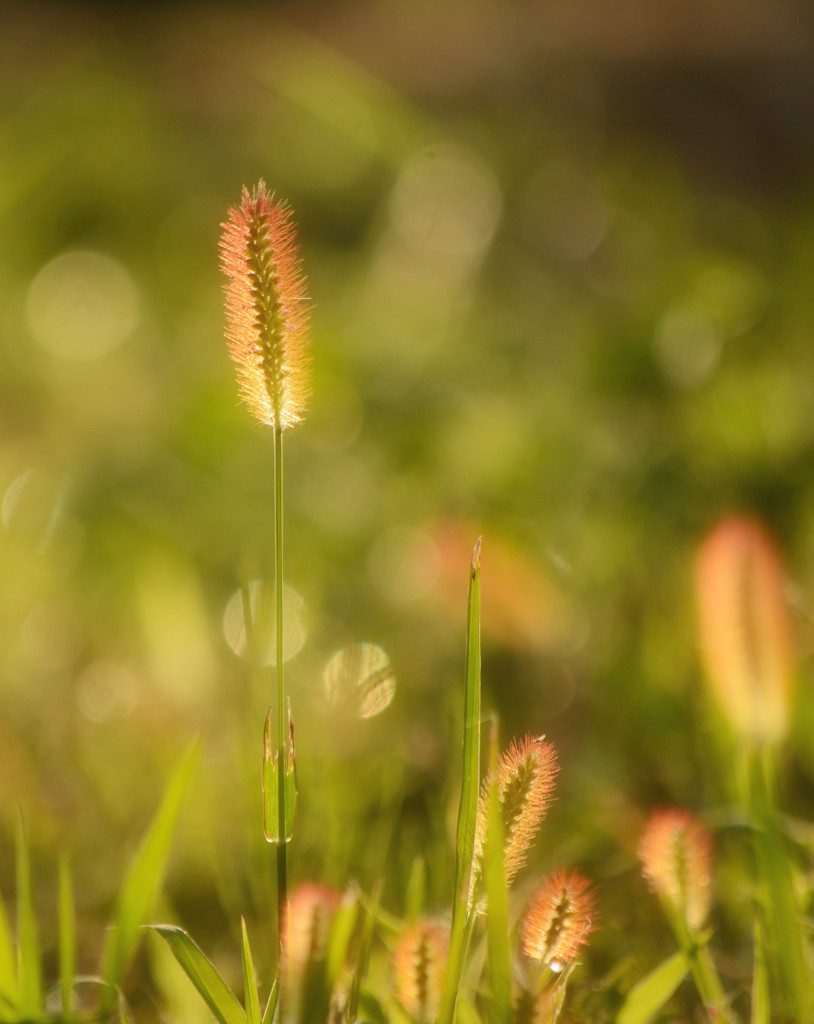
(472, 735), (558, 902)
(219, 180), (311, 429)
(638, 808), (712, 932)
(695, 515), (793, 746)
(393, 921), (448, 1024)
(521, 868), (596, 971)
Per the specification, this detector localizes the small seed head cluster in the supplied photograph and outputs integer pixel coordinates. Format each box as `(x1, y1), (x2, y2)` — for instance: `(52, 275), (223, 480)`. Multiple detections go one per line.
(638, 808), (712, 931)
(472, 735), (558, 901)
(393, 922), (448, 1024)
(521, 868), (595, 970)
(219, 181), (310, 430)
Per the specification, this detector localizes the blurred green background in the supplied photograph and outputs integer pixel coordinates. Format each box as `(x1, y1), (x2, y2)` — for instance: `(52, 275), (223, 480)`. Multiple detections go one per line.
(3, 0), (814, 1012)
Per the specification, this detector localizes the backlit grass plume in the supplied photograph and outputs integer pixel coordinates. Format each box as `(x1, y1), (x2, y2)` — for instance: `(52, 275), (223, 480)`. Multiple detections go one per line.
(219, 181), (312, 982)
(521, 868), (595, 970)
(695, 515), (793, 746)
(219, 180), (310, 429)
(638, 808), (712, 933)
(471, 735), (558, 904)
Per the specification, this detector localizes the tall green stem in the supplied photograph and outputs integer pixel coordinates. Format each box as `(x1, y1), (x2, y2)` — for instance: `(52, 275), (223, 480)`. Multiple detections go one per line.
(274, 425), (287, 958)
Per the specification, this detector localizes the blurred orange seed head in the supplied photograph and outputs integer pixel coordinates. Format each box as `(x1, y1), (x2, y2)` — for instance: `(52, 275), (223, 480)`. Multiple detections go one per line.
(521, 868), (595, 970)
(219, 181), (310, 429)
(393, 922), (448, 1024)
(283, 883), (341, 989)
(695, 516), (793, 745)
(638, 808), (712, 931)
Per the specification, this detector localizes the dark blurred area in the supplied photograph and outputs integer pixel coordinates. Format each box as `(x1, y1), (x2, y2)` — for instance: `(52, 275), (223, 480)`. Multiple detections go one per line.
(3, 0), (814, 1006)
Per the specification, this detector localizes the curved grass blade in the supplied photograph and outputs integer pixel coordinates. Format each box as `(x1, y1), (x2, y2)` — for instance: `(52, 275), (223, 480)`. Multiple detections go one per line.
(152, 924), (246, 1024)
(15, 814), (41, 1019)
(439, 538), (482, 1024)
(101, 740), (200, 997)
(617, 951), (688, 1024)
(240, 919), (261, 1024)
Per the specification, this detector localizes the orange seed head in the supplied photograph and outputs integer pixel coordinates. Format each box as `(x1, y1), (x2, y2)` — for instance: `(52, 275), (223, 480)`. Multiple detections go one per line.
(393, 921), (448, 1024)
(219, 181), (310, 429)
(473, 735), (558, 898)
(638, 808), (712, 931)
(283, 882), (341, 990)
(695, 515), (793, 745)
(521, 868), (595, 969)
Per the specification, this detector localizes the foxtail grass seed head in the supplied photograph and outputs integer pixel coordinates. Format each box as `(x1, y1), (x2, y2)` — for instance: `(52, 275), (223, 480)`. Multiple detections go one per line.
(219, 181), (310, 429)
(638, 808), (712, 932)
(695, 516), (793, 746)
(393, 922), (448, 1024)
(521, 869), (595, 971)
(283, 883), (341, 990)
(473, 735), (558, 898)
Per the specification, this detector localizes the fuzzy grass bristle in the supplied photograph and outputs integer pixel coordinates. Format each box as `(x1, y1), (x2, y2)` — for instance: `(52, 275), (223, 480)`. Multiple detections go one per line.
(695, 515), (793, 746)
(472, 735), (558, 901)
(393, 922), (448, 1024)
(219, 181), (310, 429)
(521, 868), (595, 969)
(638, 808), (712, 931)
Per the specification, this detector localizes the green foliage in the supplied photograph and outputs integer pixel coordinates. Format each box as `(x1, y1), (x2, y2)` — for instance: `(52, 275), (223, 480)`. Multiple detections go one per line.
(0, 746), (196, 1023)
(151, 926), (245, 1024)
(101, 740), (200, 999)
(617, 953), (689, 1024)
(4, 8), (814, 1022)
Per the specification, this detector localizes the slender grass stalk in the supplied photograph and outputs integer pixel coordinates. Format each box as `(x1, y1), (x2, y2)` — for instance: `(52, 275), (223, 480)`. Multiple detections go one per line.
(274, 422), (288, 945)
(58, 854), (75, 1016)
(742, 747), (810, 1022)
(220, 181), (311, 989)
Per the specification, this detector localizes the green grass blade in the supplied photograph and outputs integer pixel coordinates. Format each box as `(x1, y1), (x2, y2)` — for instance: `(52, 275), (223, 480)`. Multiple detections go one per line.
(438, 539), (482, 1024)
(404, 857), (426, 925)
(101, 740), (200, 993)
(750, 916), (770, 1024)
(326, 890), (359, 989)
(152, 924), (246, 1024)
(261, 976), (278, 1024)
(454, 537), (482, 905)
(747, 749), (810, 1020)
(15, 815), (41, 1019)
(58, 854), (76, 1015)
(483, 723), (511, 1023)
(348, 885), (380, 1024)
(617, 952), (688, 1024)
(0, 888), (18, 1012)
(240, 919), (261, 1024)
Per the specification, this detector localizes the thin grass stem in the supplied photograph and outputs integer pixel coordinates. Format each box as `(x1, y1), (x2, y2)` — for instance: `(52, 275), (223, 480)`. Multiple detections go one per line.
(273, 424), (288, 967)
